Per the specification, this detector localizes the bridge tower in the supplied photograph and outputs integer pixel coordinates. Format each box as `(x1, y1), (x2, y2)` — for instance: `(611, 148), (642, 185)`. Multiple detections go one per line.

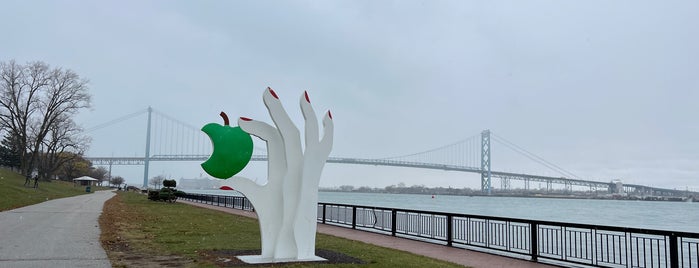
(481, 129), (492, 195)
(143, 107), (152, 189)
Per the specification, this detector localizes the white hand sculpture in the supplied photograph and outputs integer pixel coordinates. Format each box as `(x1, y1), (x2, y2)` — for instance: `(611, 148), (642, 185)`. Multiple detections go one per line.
(223, 88), (333, 261)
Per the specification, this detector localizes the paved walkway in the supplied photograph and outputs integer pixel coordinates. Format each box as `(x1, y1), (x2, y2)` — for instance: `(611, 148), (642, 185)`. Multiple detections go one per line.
(180, 200), (557, 268)
(0, 190), (115, 268)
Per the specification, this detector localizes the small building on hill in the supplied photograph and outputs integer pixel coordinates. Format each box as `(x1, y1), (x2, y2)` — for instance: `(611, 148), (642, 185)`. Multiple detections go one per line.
(73, 176), (98, 186)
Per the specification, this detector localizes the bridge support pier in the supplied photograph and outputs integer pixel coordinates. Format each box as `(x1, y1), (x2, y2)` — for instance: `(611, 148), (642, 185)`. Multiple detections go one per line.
(481, 130), (491, 195)
(143, 107), (152, 189)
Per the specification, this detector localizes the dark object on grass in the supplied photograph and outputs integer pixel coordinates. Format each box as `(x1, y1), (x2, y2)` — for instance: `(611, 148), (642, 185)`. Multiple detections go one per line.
(147, 189), (177, 202)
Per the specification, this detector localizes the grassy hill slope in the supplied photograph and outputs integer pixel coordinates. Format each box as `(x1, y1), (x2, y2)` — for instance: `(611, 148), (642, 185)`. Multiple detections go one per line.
(0, 168), (102, 211)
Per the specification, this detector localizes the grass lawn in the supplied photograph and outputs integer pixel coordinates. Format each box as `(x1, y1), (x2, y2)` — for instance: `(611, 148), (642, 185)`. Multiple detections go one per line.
(0, 168), (110, 212)
(101, 192), (464, 267)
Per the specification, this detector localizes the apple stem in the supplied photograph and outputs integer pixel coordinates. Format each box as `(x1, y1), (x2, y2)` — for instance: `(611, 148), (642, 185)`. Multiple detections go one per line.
(220, 112), (230, 126)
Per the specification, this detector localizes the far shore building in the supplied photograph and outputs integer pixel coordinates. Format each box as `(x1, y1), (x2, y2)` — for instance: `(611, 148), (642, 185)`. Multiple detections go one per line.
(179, 177), (223, 189)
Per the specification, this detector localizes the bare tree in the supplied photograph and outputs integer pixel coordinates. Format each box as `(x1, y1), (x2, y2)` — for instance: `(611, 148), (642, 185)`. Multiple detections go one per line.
(110, 176), (125, 188)
(0, 61), (46, 182)
(0, 60), (90, 187)
(150, 175), (166, 189)
(27, 66), (90, 187)
(37, 115), (90, 180)
(90, 166), (109, 186)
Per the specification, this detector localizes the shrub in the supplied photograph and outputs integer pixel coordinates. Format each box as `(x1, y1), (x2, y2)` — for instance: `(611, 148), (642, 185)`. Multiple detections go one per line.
(147, 190), (160, 201)
(153, 188), (176, 202)
(147, 189), (177, 202)
(163, 179), (176, 188)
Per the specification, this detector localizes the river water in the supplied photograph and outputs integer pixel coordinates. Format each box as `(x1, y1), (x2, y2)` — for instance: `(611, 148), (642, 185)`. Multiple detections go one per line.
(183, 190), (699, 233)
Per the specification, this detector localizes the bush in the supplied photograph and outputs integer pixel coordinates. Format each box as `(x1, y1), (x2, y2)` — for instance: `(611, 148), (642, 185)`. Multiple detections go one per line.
(159, 188), (175, 202)
(147, 190), (160, 201)
(174, 190), (186, 197)
(147, 188), (177, 202)
(163, 179), (176, 188)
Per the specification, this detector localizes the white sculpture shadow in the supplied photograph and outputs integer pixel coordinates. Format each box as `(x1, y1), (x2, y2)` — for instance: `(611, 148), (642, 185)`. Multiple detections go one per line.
(224, 88), (333, 263)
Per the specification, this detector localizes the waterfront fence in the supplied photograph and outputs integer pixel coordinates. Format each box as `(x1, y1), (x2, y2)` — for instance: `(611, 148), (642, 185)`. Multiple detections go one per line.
(181, 193), (254, 211)
(180, 193), (699, 268)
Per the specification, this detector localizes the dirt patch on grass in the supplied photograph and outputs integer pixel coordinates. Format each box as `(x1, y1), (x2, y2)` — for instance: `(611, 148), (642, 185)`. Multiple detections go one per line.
(99, 193), (193, 267)
(200, 249), (366, 267)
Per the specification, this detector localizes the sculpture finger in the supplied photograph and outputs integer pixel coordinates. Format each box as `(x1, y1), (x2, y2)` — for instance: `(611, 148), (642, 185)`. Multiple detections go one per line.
(263, 87), (300, 140)
(319, 111), (334, 156)
(263, 87), (302, 164)
(238, 117), (286, 180)
(300, 91), (319, 149)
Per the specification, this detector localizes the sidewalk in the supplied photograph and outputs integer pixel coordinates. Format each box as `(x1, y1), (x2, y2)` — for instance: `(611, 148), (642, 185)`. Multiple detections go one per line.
(0, 190), (115, 268)
(179, 200), (557, 268)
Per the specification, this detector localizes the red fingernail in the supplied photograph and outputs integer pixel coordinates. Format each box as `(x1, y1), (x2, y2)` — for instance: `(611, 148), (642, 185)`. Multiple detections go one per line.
(240, 117), (252, 121)
(304, 91), (310, 103)
(328, 110), (332, 119)
(268, 87), (278, 99)
(220, 112), (230, 126)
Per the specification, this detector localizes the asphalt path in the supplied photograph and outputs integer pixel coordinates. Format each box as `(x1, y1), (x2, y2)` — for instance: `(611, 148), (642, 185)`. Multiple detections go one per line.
(0, 190), (115, 268)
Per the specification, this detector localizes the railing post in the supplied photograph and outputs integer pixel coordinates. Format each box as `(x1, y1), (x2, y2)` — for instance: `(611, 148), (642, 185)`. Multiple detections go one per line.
(322, 204), (327, 224)
(447, 214), (453, 247)
(530, 222), (538, 262)
(352, 207), (357, 229)
(669, 233), (678, 268)
(391, 209), (397, 237)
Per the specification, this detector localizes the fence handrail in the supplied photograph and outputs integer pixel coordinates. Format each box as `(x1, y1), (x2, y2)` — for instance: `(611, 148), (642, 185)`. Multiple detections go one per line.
(318, 202), (699, 238)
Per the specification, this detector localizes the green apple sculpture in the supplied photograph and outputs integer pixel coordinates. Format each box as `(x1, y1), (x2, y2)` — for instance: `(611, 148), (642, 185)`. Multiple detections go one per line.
(201, 112), (253, 179)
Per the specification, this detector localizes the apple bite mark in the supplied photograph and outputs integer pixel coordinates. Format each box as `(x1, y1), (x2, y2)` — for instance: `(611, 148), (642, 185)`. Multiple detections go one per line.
(328, 110), (332, 120)
(304, 91), (310, 103)
(220, 112), (230, 126)
(240, 117), (252, 121)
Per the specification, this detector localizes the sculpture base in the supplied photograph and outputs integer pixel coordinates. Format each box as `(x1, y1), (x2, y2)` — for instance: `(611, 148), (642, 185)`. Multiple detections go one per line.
(237, 255), (326, 264)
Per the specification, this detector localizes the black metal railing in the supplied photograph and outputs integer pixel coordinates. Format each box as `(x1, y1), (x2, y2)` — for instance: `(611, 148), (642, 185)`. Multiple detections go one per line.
(180, 193), (255, 211)
(179, 193), (699, 268)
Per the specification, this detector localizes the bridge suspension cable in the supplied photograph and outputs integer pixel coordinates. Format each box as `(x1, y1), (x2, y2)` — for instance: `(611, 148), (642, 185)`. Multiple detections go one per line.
(86, 108), (148, 132)
(149, 108), (265, 158)
(379, 134), (482, 169)
(490, 132), (584, 180)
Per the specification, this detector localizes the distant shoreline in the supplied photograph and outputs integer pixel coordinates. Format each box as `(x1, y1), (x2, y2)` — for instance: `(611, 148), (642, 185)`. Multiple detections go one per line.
(319, 189), (697, 202)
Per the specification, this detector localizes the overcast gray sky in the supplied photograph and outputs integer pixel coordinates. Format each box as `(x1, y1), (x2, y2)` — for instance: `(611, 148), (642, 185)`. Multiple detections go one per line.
(2, 0), (697, 190)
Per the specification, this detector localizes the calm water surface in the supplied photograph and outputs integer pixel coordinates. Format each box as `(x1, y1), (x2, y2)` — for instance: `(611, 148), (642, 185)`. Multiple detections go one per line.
(184, 190), (699, 233)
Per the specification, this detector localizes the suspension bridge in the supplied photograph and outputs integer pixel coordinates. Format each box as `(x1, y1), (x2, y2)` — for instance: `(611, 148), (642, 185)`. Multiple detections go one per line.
(85, 107), (692, 197)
